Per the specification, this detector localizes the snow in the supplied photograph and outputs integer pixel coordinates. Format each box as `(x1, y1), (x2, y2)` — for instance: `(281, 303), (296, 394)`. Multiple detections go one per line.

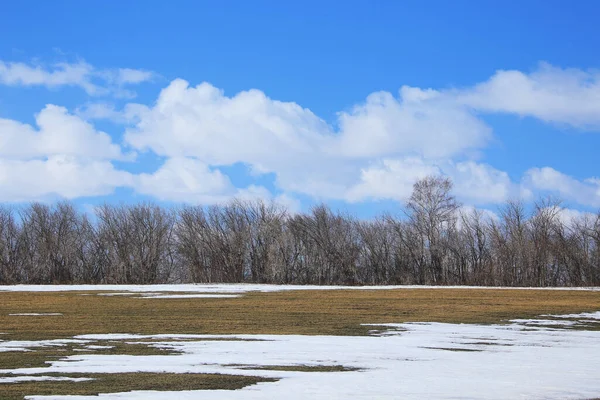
(0, 283), (598, 295)
(135, 294), (241, 299)
(509, 318), (579, 327)
(0, 376), (92, 383)
(96, 292), (241, 299)
(0, 314), (595, 399)
(0, 338), (90, 353)
(543, 311), (600, 320)
(9, 313), (63, 316)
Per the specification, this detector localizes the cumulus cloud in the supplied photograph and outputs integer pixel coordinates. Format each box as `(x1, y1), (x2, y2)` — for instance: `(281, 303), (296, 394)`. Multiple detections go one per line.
(0, 60), (154, 97)
(0, 105), (127, 160)
(458, 62), (600, 128)
(3, 61), (600, 208)
(523, 167), (600, 208)
(120, 62), (600, 207)
(554, 207), (597, 228)
(337, 87), (491, 158)
(345, 157), (441, 202)
(133, 157), (300, 208)
(0, 105), (132, 202)
(456, 205), (500, 231)
(125, 79), (330, 165)
(449, 161), (515, 204)
(0, 156), (132, 202)
(343, 158), (516, 205)
(134, 157), (235, 203)
(122, 79), (494, 203)
(124, 79), (491, 163)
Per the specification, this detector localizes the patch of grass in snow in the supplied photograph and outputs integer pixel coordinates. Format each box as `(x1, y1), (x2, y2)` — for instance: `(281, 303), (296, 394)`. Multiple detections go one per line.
(0, 350), (62, 370)
(463, 341), (514, 346)
(127, 337), (267, 342)
(231, 364), (360, 372)
(0, 372), (274, 400)
(421, 347), (483, 352)
(0, 341), (179, 370)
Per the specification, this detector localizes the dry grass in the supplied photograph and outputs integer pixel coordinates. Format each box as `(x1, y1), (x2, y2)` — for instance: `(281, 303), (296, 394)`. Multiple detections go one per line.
(0, 342), (178, 370)
(0, 288), (599, 339)
(0, 373), (274, 400)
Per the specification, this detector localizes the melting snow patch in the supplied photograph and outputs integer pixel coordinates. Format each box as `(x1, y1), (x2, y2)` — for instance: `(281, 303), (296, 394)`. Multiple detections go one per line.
(509, 319), (578, 327)
(543, 311), (600, 320)
(0, 375), (92, 383)
(94, 292), (240, 299)
(9, 313), (63, 316)
(7, 313), (600, 400)
(0, 283), (598, 294)
(97, 293), (138, 296)
(137, 294), (241, 299)
(0, 339), (89, 353)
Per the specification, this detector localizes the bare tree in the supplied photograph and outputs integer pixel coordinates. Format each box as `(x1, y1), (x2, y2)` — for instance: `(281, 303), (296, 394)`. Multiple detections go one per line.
(0, 189), (597, 287)
(0, 206), (21, 284)
(405, 176), (460, 284)
(356, 218), (398, 284)
(96, 203), (175, 284)
(238, 200), (287, 283)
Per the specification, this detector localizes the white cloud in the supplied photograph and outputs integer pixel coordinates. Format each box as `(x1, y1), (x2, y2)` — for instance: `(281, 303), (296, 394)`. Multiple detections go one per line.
(75, 102), (131, 123)
(0, 105), (127, 160)
(3, 61), (600, 209)
(125, 79), (491, 164)
(232, 185), (301, 213)
(0, 60), (97, 93)
(337, 87), (492, 158)
(133, 157), (301, 208)
(116, 68), (154, 85)
(272, 193), (302, 214)
(458, 62), (600, 128)
(345, 157), (440, 202)
(0, 60), (153, 97)
(343, 158), (516, 205)
(449, 161), (514, 204)
(0, 105), (133, 202)
(0, 156), (132, 202)
(523, 167), (600, 208)
(123, 79), (494, 203)
(133, 157), (234, 203)
(125, 79), (330, 165)
(554, 207), (597, 229)
(456, 205), (500, 230)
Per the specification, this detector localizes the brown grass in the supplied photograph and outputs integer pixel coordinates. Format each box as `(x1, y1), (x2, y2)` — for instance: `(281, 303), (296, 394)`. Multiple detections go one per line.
(0, 373), (274, 400)
(0, 288), (599, 339)
(0, 342), (179, 370)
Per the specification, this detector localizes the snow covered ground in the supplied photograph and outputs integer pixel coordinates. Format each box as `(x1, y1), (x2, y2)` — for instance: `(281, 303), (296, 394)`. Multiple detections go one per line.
(0, 283), (599, 294)
(0, 312), (599, 399)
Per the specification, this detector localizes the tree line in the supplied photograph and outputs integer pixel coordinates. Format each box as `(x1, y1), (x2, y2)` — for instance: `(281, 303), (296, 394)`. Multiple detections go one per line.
(0, 176), (599, 286)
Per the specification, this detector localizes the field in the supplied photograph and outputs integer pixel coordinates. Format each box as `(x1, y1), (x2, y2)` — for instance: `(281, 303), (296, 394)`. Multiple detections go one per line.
(1, 285), (599, 399)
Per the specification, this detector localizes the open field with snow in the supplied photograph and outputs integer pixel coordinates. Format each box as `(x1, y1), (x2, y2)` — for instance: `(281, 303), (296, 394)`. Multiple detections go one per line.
(1, 285), (599, 399)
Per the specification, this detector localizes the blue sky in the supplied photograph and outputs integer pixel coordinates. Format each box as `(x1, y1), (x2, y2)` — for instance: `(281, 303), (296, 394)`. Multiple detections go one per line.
(1, 0), (599, 218)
